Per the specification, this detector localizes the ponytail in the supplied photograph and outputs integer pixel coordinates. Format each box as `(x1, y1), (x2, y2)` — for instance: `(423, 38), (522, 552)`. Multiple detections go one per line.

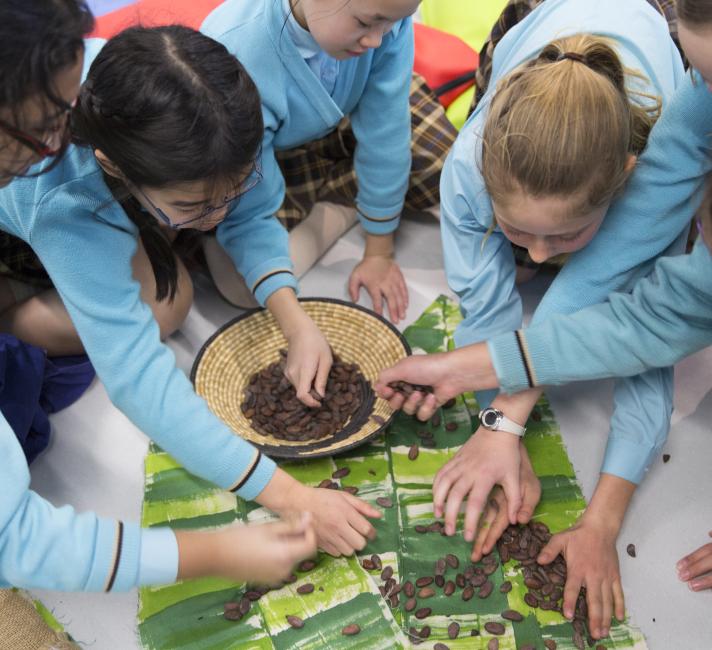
(481, 34), (660, 214)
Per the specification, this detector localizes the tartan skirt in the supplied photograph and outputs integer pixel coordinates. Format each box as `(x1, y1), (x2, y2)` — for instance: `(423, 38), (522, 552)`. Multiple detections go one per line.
(275, 72), (457, 230)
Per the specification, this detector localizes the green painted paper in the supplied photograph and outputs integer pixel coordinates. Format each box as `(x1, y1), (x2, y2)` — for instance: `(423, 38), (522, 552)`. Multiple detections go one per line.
(138, 296), (648, 650)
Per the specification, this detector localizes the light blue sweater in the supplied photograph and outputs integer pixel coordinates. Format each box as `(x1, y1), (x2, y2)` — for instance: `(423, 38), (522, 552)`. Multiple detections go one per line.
(489, 74), (712, 391)
(0, 145), (277, 591)
(202, 0), (414, 250)
(439, 0), (686, 484)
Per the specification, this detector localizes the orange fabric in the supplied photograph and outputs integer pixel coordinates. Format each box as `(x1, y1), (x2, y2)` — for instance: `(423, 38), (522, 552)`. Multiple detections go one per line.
(413, 23), (479, 108)
(90, 0), (223, 39)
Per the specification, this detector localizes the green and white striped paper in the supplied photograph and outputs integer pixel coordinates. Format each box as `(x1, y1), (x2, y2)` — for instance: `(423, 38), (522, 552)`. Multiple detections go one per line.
(137, 296), (647, 650)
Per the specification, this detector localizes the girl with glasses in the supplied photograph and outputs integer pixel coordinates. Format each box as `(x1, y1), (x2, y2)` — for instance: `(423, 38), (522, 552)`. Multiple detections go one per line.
(0, 22), (386, 603)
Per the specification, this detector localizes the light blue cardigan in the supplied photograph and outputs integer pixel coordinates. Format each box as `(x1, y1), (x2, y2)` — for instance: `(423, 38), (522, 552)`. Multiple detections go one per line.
(439, 0), (686, 484)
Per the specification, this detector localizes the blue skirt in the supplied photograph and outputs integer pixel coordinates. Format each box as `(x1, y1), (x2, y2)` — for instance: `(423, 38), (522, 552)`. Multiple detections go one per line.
(0, 334), (95, 464)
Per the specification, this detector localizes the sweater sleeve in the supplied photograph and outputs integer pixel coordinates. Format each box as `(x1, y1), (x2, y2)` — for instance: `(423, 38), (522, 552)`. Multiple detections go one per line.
(440, 136), (523, 349)
(598, 227), (688, 484)
(216, 121), (298, 306)
(531, 72), (712, 323)
(601, 369), (672, 484)
(0, 418), (176, 591)
(348, 19), (414, 234)
(487, 239), (712, 392)
(27, 181), (275, 502)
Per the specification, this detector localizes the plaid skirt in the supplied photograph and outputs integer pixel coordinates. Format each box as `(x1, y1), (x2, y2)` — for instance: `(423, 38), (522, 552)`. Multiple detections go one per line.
(473, 0), (680, 272)
(276, 72), (457, 230)
(0, 233), (51, 289)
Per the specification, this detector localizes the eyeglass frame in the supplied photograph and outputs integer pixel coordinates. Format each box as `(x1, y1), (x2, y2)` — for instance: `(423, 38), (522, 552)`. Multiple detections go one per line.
(0, 103), (73, 160)
(135, 158), (263, 230)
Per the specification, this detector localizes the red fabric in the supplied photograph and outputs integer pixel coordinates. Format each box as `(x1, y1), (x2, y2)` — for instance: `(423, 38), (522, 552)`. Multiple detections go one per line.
(90, 0), (223, 38)
(413, 23), (479, 108)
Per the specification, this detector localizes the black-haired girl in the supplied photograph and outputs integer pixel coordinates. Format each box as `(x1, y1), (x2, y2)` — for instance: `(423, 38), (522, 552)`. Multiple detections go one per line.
(0, 21), (379, 597)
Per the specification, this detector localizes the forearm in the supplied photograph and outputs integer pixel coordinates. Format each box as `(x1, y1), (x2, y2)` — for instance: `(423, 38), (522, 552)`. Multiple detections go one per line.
(581, 474), (636, 535)
(266, 287), (307, 338)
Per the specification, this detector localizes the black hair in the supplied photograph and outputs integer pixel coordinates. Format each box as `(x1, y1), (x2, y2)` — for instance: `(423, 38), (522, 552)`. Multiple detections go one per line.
(72, 25), (264, 302)
(0, 0), (94, 169)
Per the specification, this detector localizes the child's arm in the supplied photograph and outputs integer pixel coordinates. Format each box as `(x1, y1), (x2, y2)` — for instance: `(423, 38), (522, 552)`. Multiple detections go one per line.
(347, 19), (413, 323)
(216, 124), (332, 403)
(439, 119), (523, 349)
(175, 513), (316, 585)
(22, 173), (377, 557)
(0, 421), (176, 591)
(533, 71), (712, 324)
(488, 238), (712, 394)
(536, 474), (635, 640)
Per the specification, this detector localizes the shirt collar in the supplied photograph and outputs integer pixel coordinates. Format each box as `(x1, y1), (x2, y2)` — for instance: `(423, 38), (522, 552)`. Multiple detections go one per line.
(282, 0), (322, 60)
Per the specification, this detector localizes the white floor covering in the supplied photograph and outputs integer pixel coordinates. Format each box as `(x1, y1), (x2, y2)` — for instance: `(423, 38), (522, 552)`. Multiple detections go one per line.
(28, 215), (712, 649)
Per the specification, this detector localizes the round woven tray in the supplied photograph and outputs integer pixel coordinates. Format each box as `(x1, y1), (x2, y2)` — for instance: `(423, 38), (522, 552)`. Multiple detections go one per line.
(191, 298), (410, 459)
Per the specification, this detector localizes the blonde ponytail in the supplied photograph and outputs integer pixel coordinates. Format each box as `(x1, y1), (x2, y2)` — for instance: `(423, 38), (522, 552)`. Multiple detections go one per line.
(481, 34), (661, 214)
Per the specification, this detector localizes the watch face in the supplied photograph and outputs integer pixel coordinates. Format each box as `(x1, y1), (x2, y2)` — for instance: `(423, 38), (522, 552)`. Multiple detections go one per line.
(482, 409), (500, 428)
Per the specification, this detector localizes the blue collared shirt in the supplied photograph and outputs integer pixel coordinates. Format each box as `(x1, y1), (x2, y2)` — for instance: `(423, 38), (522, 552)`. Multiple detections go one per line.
(283, 0), (339, 95)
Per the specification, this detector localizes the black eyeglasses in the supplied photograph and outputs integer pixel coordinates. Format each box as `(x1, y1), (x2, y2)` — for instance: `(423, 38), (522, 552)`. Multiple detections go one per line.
(137, 160), (263, 230)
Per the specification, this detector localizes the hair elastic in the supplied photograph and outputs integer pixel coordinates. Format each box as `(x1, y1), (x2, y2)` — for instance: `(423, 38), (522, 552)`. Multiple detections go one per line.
(556, 51), (587, 64)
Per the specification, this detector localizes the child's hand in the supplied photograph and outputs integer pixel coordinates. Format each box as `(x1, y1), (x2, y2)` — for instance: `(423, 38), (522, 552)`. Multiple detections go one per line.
(176, 512), (316, 585)
(471, 444), (541, 561)
(677, 530), (712, 591)
(537, 515), (625, 640)
(375, 347), (494, 420)
(349, 254), (408, 324)
(433, 428), (522, 541)
(284, 312), (333, 407)
(300, 486), (381, 556)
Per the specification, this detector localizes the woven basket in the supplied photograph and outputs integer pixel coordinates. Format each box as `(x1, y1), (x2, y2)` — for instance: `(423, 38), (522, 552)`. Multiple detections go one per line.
(191, 298), (410, 458)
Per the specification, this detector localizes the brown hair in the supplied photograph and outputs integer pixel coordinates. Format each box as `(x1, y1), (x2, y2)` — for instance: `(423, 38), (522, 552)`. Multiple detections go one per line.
(481, 34), (661, 217)
(677, 0), (712, 23)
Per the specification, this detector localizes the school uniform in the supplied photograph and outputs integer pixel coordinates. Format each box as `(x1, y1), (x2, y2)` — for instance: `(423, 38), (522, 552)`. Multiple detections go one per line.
(202, 0), (456, 242)
(0, 145), (277, 591)
(440, 0), (686, 484)
(489, 73), (712, 394)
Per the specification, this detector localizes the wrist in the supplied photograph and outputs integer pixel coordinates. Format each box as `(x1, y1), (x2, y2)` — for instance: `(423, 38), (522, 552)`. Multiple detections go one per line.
(580, 474), (636, 537)
(476, 426), (521, 445)
(364, 232), (395, 257)
(579, 507), (623, 538)
(255, 468), (307, 514)
(176, 530), (222, 580)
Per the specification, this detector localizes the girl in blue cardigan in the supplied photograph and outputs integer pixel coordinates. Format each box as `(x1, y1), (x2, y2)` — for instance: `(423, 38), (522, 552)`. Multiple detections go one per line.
(0, 24), (378, 595)
(201, 0), (441, 325)
(379, 0), (712, 635)
(381, 0), (712, 601)
(379, 0), (686, 640)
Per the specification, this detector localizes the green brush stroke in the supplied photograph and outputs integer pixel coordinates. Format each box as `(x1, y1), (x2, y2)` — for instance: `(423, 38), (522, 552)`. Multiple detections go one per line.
(137, 295), (648, 650)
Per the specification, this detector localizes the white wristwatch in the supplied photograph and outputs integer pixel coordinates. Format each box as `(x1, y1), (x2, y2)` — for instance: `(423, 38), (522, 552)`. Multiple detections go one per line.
(478, 407), (526, 437)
